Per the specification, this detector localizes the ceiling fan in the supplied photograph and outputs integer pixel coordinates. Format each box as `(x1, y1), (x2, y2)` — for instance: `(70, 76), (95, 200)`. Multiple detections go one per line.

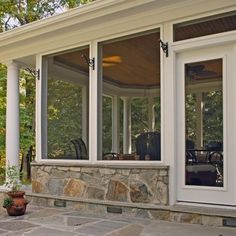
(185, 64), (217, 81)
(103, 56), (122, 67)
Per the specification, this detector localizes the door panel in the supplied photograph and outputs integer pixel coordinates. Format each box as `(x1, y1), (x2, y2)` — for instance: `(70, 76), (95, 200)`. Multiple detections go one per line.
(176, 45), (235, 205)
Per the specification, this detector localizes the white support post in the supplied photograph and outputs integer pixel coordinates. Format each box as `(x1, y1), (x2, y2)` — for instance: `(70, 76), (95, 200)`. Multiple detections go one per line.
(82, 86), (87, 145)
(162, 22), (176, 205)
(123, 97), (131, 154)
(112, 96), (120, 153)
(90, 41), (99, 162)
(148, 97), (155, 131)
(5, 61), (20, 169)
(35, 55), (45, 161)
(196, 92), (204, 148)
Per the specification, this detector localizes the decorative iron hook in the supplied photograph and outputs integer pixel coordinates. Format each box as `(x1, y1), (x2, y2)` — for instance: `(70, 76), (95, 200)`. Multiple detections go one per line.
(81, 54), (95, 70)
(159, 39), (169, 57)
(25, 68), (40, 80)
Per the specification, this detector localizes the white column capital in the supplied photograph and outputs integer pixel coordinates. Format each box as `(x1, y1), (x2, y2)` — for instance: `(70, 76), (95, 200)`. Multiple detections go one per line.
(121, 96), (130, 101)
(5, 60), (21, 69)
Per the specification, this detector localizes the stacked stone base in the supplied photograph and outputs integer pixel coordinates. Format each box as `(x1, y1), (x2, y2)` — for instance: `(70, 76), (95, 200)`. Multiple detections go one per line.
(29, 163), (236, 227)
(31, 163), (169, 206)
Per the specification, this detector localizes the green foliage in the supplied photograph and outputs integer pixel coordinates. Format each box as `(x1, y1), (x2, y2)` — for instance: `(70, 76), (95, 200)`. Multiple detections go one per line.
(101, 96), (161, 154)
(186, 93), (197, 142)
(0, 64), (6, 165)
(186, 90), (223, 146)
(0, 0), (95, 31)
(5, 165), (22, 191)
(203, 91), (223, 144)
(3, 196), (13, 208)
(0, 166), (5, 185)
(47, 79), (83, 158)
(0, 0), (94, 165)
(102, 96), (112, 153)
(130, 98), (161, 152)
(19, 71), (35, 155)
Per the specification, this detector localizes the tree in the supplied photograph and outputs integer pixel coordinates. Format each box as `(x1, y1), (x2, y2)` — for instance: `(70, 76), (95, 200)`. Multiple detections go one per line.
(0, 0), (94, 31)
(0, 64), (6, 174)
(0, 0), (94, 180)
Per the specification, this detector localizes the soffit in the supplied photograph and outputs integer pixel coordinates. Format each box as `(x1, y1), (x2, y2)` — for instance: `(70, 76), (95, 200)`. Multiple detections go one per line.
(174, 12), (236, 41)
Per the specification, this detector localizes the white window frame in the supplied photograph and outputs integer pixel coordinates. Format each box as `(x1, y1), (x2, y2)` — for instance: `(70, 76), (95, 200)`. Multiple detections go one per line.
(36, 24), (165, 165)
(93, 25), (164, 165)
(36, 42), (93, 164)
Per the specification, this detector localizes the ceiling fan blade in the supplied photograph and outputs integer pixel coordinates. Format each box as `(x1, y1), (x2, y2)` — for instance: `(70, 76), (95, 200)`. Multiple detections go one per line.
(196, 70), (217, 77)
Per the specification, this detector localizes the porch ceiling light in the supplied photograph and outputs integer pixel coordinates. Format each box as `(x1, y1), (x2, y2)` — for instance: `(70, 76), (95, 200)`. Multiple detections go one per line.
(103, 56), (122, 67)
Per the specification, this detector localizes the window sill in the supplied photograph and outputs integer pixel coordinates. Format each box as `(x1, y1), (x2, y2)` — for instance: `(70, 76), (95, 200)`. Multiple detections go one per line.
(31, 160), (169, 169)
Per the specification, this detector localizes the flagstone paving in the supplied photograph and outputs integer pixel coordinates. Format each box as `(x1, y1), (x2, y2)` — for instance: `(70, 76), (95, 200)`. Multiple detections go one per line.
(0, 205), (236, 235)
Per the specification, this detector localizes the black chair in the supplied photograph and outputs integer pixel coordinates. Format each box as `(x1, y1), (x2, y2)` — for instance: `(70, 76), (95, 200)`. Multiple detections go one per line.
(186, 139), (197, 164)
(135, 132), (161, 160)
(206, 141), (223, 151)
(71, 138), (88, 159)
(206, 141), (223, 166)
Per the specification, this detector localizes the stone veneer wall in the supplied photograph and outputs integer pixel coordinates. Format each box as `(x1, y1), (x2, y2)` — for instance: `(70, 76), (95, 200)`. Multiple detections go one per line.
(31, 163), (169, 206)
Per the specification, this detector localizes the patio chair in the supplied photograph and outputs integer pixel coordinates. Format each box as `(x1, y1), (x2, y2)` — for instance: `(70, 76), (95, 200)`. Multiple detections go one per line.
(71, 138), (88, 159)
(186, 139), (197, 164)
(206, 141), (223, 166)
(135, 131), (161, 160)
(20, 145), (34, 179)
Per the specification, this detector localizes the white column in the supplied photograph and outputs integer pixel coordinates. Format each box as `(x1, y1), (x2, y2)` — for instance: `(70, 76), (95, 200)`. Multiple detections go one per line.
(123, 97), (131, 154)
(5, 61), (20, 168)
(196, 92), (204, 148)
(112, 96), (120, 153)
(162, 22), (176, 205)
(36, 55), (47, 161)
(90, 41), (99, 162)
(82, 86), (87, 145)
(148, 97), (155, 131)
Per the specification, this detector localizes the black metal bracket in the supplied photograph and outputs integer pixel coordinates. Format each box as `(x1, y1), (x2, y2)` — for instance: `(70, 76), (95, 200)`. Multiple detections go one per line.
(160, 40), (169, 57)
(81, 54), (95, 70)
(25, 68), (40, 80)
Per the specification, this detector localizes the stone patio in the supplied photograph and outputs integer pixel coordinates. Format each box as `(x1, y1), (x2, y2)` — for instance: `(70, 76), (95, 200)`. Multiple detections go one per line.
(0, 204), (236, 236)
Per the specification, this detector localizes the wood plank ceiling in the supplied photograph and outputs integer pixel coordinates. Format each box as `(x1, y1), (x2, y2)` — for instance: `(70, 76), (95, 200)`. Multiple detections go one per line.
(174, 12), (236, 41)
(54, 10), (234, 89)
(55, 31), (160, 88)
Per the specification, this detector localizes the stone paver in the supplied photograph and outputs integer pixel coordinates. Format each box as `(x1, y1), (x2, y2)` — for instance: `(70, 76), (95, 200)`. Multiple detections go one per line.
(75, 220), (128, 235)
(142, 221), (236, 236)
(0, 221), (38, 231)
(24, 227), (77, 236)
(0, 205), (236, 236)
(67, 217), (99, 227)
(0, 230), (7, 235)
(105, 224), (144, 236)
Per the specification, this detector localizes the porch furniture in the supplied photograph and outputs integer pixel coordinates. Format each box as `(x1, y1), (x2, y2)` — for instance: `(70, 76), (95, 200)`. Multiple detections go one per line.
(102, 153), (138, 160)
(71, 138), (88, 159)
(186, 139), (197, 164)
(186, 140), (223, 164)
(135, 131), (161, 160)
(186, 164), (217, 186)
(206, 141), (223, 166)
(186, 140), (223, 186)
(103, 152), (119, 160)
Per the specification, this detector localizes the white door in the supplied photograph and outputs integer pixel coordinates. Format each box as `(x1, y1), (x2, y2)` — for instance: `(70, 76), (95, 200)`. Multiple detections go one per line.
(176, 44), (236, 205)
